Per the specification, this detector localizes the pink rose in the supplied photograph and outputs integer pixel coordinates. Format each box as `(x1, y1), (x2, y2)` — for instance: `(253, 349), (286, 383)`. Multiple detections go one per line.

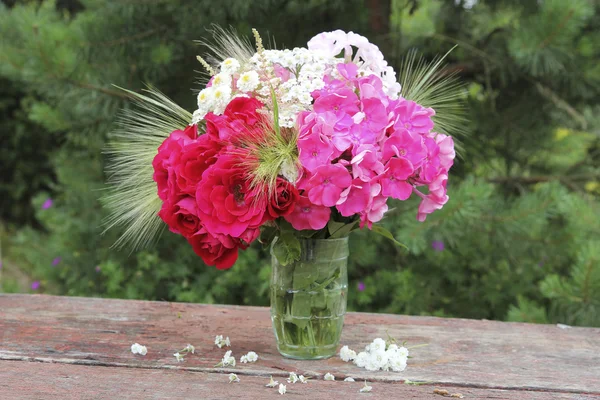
(175, 134), (222, 195)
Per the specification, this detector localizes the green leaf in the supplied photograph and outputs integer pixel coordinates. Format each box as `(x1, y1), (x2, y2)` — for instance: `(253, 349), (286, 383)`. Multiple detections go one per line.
(259, 226), (277, 249)
(272, 232), (301, 266)
(270, 86), (280, 138)
(329, 220), (359, 239)
(327, 220), (346, 236)
(371, 225), (408, 249)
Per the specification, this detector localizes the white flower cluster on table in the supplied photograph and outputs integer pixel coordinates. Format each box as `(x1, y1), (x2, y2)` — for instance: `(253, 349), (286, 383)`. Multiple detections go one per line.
(340, 338), (409, 372)
(173, 343), (195, 362)
(240, 351), (258, 363)
(214, 335), (231, 349)
(192, 30), (402, 128)
(130, 343), (147, 356)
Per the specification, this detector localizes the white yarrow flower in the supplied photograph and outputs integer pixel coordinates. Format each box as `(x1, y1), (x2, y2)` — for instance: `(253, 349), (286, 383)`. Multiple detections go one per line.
(237, 71), (260, 92)
(369, 338), (387, 353)
(324, 373), (335, 381)
(220, 350), (236, 367)
(278, 383), (287, 395)
(344, 377), (355, 382)
(299, 375), (308, 384)
(354, 351), (369, 368)
(287, 372), (299, 384)
(173, 352), (184, 362)
(228, 373), (240, 383)
(220, 58), (241, 74)
(340, 345), (357, 362)
(266, 376), (279, 388)
(359, 381), (373, 393)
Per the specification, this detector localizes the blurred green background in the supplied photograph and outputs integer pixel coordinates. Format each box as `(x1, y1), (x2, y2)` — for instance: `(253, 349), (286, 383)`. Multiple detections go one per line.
(1, 0), (599, 326)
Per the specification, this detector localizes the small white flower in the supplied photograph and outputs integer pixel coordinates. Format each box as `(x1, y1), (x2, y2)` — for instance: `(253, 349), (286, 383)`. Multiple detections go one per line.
(211, 72), (232, 88)
(212, 86), (232, 114)
(339, 345), (357, 362)
(397, 346), (409, 358)
(344, 377), (355, 382)
(278, 383), (287, 395)
(299, 375), (308, 384)
(324, 373), (335, 381)
(352, 112), (366, 124)
(185, 344), (195, 354)
(354, 352), (369, 368)
(173, 352), (185, 362)
(215, 335), (231, 348)
(287, 372), (299, 384)
(240, 351), (258, 363)
(220, 58), (241, 74)
(387, 343), (399, 351)
(369, 338), (386, 353)
(359, 381), (372, 393)
(131, 343), (147, 356)
(266, 376), (279, 388)
(228, 373), (240, 383)
(237, 70), (260, 92)
(220, 350), (236, 367)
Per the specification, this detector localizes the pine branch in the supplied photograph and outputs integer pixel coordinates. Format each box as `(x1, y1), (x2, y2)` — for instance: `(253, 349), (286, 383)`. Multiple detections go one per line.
(487, 174), (600, 185)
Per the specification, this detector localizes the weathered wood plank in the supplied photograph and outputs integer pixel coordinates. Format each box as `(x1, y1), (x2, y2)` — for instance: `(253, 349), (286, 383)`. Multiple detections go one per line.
(0, 361), (592, 400)
(1, 294), (599, 395)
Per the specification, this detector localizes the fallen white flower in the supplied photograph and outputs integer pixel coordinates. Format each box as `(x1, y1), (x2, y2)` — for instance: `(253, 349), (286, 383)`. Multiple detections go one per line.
(228, 373), (240, 383)
(240, 351), (258, 363)
(340, 345), (357, 362)
(186, 344), (195, 354)
(287, 372), (299, 383)
(324, 372), (335, 381)
(215, 335), (231, 348)
(299, 375), (308, 384)
(220, 350), (236, 367)
(266, 376), (279, 388)
(173, 352), (185, 362)
(359, 381), (372, 393)
(344, 377), (355, 382)
(278, 383), (287, 395)
(130, 343), (147, 355)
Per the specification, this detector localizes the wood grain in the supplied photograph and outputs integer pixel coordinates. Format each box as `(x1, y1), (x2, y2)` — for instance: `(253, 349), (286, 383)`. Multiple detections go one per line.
(0, 361), (594, 400)
(1, 294), (599, 399)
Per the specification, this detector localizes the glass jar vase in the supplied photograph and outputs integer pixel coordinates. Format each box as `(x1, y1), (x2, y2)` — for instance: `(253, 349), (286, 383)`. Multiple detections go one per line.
(270, 237), (349, 360)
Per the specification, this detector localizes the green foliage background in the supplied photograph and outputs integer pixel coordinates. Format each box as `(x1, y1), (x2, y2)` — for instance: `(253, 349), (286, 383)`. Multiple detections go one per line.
(1, 0), (599, 327)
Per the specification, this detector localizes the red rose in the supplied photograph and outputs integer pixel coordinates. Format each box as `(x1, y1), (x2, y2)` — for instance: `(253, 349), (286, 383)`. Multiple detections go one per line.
(205, 97), (264, 141)
(158, 196), (201, 238)
(267, 178), (299, 218)
(152, 126), (197, 201)
(188, 228), (239, 270)
(195, 154), (266, 238)
(175, 134), (222, 195)
(223, 97), (263, 125)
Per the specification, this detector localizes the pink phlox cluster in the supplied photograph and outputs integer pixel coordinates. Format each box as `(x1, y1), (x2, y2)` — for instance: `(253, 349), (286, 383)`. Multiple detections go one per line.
(286, 62), (455, 230)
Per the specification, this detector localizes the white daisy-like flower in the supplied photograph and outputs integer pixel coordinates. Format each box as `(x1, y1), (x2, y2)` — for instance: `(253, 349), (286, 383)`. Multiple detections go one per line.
(278, 383), (287, 395)
(228, 373), (240, 383)
(324, 373), (335, 381)
(299, 375), (308, 384)
(237, 70), (260, 92)
(211, 72), (232, 88)
(220, 58), (241, 74)
(266, 376), (279, 388)
(197, 87), (214, 109)
(339, 345), (357, 362)
(359, 381), (373, 393)
(173, 352), (184, 362)
(212, 85), (232, 115)
(287, 372), (299, 384)
(344, 377), (355, 382)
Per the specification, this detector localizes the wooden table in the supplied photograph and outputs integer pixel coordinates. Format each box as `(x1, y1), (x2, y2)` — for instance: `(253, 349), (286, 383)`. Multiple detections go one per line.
(1, 294), (599, 399)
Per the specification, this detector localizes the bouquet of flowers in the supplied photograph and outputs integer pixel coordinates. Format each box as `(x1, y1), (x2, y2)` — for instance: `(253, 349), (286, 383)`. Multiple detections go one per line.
(105, 29), (460, 271)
